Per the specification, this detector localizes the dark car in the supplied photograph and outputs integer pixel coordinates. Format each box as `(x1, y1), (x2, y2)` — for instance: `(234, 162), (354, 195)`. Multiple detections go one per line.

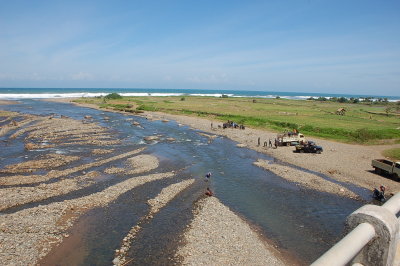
(295, 142), (323, 154)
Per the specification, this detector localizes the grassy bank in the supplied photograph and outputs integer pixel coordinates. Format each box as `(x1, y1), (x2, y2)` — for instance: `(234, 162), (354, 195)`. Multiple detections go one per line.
(382, 148), (400, 160)
(74, 96), (400, 144)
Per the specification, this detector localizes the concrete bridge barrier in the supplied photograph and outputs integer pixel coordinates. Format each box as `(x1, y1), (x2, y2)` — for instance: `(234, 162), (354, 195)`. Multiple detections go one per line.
(312, 192), (400, 266)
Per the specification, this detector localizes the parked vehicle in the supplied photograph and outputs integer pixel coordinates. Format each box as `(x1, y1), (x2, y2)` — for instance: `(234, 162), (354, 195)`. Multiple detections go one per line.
(295, 141), (323, 154)
(277, 132), (306, 146)
(371, 159), (400, 179)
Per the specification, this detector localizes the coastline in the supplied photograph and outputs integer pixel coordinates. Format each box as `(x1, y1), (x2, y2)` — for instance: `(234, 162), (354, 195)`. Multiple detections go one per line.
(0, 87), (399, 101)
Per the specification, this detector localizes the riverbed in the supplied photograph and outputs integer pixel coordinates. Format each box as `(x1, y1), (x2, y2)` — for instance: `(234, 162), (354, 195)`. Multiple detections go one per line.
(0, 99), (365, 265)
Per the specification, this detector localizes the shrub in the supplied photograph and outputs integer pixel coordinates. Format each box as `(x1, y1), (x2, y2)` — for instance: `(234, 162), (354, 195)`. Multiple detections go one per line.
(104, 93), (122, 99)
(350, 128), (379, 142)
(137, 104), (158, 111)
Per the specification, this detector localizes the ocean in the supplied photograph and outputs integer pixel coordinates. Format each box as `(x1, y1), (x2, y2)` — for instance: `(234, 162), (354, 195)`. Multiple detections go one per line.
(0, 88), (399, 101)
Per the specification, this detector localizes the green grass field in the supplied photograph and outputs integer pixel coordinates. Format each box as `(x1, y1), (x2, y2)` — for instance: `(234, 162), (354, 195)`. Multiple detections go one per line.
(74, 96), (400, 144)
(382, 148), (400, 160)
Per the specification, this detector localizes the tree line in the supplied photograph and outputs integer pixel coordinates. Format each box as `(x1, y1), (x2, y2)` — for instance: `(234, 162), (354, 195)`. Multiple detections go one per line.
(307, 96), (399, 105)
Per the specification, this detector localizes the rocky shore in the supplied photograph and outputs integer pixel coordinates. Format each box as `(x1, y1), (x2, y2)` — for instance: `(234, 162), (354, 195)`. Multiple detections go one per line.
(176, 196), (286, 266)
(254, 159), (359, 199)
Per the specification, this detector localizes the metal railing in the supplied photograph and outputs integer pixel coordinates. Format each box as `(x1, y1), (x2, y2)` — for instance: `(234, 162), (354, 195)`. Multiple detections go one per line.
(312, 192), (400, 266)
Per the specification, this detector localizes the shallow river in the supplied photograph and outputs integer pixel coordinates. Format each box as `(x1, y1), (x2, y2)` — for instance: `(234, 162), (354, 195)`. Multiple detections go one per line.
(0, 99), (366, 265)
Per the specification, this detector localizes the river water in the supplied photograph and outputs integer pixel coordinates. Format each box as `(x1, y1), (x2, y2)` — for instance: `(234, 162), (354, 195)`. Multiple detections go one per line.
(0, 99), (365, 265)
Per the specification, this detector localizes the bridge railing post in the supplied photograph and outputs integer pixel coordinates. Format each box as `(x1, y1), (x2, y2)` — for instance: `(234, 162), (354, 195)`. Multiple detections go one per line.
(312, 192), (400, 266)
(346, 204), (398, 266)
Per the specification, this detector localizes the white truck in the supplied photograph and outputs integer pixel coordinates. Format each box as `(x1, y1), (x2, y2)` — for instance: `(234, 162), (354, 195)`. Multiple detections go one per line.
(276, 132), (306, 146)
(371, 159), (400, 179)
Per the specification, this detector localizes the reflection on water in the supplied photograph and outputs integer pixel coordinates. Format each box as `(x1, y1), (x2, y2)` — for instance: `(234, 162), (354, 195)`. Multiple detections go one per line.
(1, 99), (364, 264)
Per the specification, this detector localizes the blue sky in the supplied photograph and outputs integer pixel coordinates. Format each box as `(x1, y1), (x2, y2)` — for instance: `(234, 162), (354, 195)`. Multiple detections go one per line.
(0, 0), (399, 95)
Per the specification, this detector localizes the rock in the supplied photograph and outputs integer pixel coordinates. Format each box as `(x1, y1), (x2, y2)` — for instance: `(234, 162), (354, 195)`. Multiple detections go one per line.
(144, 136), (159, 141)
(25, 143), (35, 150)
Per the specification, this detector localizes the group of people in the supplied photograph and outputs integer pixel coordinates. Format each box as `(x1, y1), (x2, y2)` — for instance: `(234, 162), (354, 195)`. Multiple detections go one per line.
(286, 129), (298, 137)
(221, 120), (245, 129)
(257, 137), (278, 148)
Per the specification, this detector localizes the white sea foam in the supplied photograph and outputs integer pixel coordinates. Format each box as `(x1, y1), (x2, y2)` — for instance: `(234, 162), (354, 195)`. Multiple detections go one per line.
(0, 92), (398, 102)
